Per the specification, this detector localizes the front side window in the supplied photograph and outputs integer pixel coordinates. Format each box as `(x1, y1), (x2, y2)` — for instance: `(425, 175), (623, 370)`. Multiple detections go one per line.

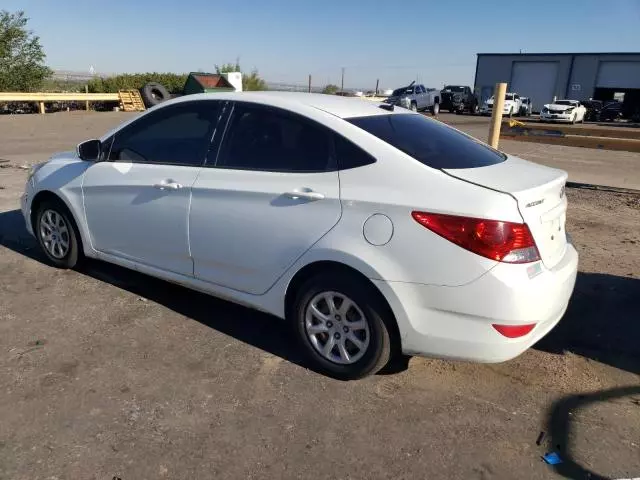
(109, 101), (219, 166)
(216, 103), (334, 172)
(347, 113), (506, 169)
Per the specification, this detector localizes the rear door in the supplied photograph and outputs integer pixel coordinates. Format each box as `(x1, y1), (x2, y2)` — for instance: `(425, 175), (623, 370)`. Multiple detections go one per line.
(418, 85), (428, 110)
(189, 102), (342, 294)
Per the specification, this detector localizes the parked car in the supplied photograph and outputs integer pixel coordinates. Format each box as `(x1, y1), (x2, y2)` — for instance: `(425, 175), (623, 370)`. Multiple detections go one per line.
(480, 93), (522, 117)
(518, 97), (532, 116)
(384, 82), (440, 114)
(582, 100), (603, 122)
(21, 92), (578, 379)
(440, 85), (479, 114)
(540, 100), (586, 123)
(599, 101), (623, 122)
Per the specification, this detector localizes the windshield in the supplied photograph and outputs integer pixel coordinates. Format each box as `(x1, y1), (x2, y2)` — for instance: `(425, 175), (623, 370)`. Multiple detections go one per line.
(392, 87), (413, 96)
(505, 94), (514, 100)
(443, 86), (465, 92)
(347, 114), (506, 169)
(554, 100), (575, 106)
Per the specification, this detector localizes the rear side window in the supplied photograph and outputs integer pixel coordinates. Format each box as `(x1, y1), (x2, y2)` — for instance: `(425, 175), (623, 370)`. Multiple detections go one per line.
(216, 103), (335, 172)
(347, 114), (506, 169)
(334, 135), (376, 170)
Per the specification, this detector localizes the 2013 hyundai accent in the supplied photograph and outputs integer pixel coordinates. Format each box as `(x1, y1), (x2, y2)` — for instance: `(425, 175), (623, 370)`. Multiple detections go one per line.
(21, 92), (578, 379)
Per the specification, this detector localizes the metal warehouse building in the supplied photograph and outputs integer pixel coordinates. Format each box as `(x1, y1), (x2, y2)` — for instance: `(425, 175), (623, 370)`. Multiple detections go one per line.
(474, 52), (640, 113)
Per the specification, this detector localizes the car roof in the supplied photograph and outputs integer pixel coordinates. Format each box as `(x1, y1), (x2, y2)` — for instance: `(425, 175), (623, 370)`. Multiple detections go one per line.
(165, 91), (400, 119)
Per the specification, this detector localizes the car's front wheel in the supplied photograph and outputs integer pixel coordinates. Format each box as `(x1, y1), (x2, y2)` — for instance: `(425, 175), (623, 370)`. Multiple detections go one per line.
(35, 200), (82, 268)
(291, 273), (392, 380)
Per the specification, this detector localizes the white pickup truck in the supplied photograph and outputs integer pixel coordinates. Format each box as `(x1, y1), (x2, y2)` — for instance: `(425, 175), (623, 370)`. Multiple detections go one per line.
(480, 93), (522, 117)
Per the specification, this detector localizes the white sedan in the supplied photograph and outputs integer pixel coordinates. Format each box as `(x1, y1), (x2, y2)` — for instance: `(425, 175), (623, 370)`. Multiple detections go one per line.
(21, 92), (578, 379)
(541, 100), (587, 123)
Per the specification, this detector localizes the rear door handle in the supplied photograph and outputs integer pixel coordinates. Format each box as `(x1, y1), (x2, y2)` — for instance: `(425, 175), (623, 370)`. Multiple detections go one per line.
(284, 189), (325, 201)
(153, 180), (182, 190)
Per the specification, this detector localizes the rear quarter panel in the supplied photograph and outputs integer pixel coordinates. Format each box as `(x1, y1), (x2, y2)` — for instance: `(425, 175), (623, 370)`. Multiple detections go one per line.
(303, 119), (524, 287)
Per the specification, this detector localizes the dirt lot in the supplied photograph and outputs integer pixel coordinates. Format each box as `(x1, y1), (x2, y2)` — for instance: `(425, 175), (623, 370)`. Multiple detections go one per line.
(0, 112), (639, 480)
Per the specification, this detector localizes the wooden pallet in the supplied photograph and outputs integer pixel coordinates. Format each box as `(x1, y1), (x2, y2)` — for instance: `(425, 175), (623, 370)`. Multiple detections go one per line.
(118, 90), (145, 112)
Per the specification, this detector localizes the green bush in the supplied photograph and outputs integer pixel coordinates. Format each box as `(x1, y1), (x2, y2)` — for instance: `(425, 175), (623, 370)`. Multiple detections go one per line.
(87, 73), (188, 94)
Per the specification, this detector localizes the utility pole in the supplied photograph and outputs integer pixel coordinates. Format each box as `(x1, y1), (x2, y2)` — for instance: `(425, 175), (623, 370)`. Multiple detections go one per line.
(341, 67), (345, 91)
(375, 78), (379, 95)
(308, 74), (312, 93)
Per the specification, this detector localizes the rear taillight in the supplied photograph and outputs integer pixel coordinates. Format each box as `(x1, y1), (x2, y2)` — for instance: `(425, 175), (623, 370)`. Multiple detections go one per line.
(411, 212), (540, 264)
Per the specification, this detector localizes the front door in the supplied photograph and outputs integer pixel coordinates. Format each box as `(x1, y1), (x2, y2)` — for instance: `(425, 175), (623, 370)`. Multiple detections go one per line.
(189, 102), (342, 294)
(82, 100), (220, 275)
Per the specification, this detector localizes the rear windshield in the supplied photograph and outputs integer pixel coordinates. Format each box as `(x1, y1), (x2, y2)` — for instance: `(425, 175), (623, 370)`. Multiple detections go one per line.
(347, 114), (506, 169)
(555, 100), (575, 105)
(505, 94), (514, 100)
(443, 86), (465, 92)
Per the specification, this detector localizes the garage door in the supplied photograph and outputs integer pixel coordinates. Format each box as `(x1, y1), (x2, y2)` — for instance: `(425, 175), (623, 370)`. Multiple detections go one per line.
(597, 62), (640, 89)
(510, 62), (559, 112)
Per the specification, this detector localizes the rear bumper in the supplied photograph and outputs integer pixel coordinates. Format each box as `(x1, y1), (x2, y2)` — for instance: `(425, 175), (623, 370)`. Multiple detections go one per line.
(373, 243), (579, 363)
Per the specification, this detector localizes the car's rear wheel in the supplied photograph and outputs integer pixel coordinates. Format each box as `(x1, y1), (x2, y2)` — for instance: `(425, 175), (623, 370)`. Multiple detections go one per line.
(35, 200), (81, 269)
(291, 273), (392, 380)
(431, 103), (440, 115)
(410, 102), (417, 112)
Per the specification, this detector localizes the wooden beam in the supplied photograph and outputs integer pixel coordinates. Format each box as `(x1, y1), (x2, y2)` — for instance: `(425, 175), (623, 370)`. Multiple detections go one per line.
(501, 120), (640, 140)
(0, 92), (120, 102)
(501, 133), (640, 153)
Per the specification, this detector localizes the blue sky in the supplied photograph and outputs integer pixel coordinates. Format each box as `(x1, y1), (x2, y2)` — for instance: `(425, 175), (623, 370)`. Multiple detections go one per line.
(5, 0), (640, 90)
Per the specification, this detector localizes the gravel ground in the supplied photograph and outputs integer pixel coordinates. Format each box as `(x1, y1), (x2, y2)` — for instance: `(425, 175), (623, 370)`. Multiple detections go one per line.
(0, 111), (639, 480)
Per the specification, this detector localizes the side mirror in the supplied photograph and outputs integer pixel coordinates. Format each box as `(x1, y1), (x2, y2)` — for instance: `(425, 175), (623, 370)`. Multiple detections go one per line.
(77, 139), (102, 161)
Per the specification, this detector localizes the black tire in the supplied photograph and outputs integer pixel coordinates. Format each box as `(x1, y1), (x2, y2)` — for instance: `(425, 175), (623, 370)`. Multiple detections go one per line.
(140, 82), (170, 108)
(291, 272), (393, 380)
(35, 199), (82, 269)
(431, 103), (440, 116)
(410, 102), (417, 112)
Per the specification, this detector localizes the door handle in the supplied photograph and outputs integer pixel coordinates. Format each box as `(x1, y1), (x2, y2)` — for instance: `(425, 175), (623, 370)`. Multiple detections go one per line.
(284, 189), (325, 201)
(153, 181), (182, 190)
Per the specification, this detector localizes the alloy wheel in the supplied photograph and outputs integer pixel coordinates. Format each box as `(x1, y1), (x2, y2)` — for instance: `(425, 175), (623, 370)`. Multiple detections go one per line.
(304, 291), (370, 365)
(39, 209), (70, 259)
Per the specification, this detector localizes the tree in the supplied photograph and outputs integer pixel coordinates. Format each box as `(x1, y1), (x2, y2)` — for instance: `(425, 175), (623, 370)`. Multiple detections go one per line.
(322, 84), (339, 95)
(215, 62), (267, 91)
(0, 10), (52, 91)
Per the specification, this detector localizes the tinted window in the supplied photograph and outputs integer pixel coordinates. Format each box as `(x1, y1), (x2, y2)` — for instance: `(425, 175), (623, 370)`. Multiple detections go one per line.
(334, 135), (376, 170)
(347, 114), (506, 169)
(216, 104), (334, 172)
(109, 102), (219, 166)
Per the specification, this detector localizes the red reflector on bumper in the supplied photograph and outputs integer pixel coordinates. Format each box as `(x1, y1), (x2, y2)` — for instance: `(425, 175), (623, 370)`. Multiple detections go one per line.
(492, 323), (536, 338)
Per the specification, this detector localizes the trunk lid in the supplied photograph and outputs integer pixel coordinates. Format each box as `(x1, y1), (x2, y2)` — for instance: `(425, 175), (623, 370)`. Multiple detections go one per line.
(444, 156), (568, 269)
